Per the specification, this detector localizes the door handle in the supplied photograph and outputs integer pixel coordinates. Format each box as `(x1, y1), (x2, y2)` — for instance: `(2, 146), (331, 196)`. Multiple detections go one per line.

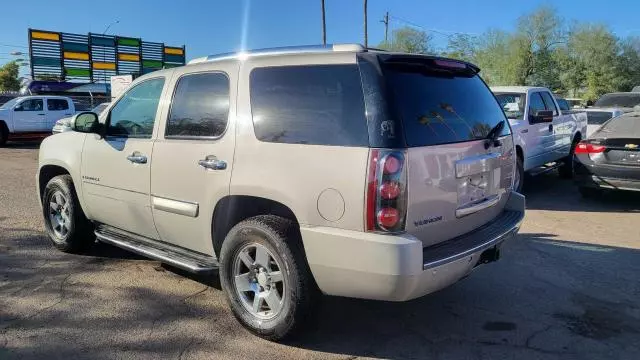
(38, 113), (46, 116)
(198, 156), (227, 170)
(548, 124), (553, 132)
(64, 113), (72, 116)
(520, 129), (529, 134)
(126, 152), (147, 164)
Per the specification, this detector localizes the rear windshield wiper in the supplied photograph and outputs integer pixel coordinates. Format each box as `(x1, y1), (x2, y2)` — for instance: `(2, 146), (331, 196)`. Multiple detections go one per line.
(484, 120), (505, 149)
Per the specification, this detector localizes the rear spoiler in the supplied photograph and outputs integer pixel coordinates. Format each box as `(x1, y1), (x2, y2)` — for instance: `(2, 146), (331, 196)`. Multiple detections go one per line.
(377, 54), (480, 74)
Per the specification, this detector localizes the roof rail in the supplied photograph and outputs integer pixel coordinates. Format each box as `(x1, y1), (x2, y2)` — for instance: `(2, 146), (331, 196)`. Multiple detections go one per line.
(188, 43), (365, 65)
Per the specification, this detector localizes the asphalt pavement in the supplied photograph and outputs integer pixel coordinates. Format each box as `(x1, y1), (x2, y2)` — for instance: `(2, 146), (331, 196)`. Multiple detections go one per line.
(1, 143), (639, 360)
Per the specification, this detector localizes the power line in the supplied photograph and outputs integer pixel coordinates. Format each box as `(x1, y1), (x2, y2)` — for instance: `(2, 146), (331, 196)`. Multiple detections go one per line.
(389, 15), (479, 38)
(0, 43), (28, 49)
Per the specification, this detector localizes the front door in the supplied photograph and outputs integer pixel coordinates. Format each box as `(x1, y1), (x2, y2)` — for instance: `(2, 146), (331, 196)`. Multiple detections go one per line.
(13, 98), (45, 132)
(46, 98), (73, 129)
(81, 76), (169, 239)
(539, 91), (569, 159)
(150, 65), (237, 256)
(525, 92), (555, 168)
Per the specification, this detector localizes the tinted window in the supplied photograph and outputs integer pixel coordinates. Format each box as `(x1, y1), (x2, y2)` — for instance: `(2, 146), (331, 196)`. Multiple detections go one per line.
(385, 66), (509, 147)
(495, 93), (525, 120)
(17, 99), (43, 111)
(250, 65), (368, 146)
(47, 99), (69, 111)
(540, 92), (558, 115)
(166, 72), (229, 138)
(529, 93), (546, 114)
(107, 78), (165, 138)
(556, 98), (570, 111)
(596, 113), (640, 136)
(594, 93), (640, 108)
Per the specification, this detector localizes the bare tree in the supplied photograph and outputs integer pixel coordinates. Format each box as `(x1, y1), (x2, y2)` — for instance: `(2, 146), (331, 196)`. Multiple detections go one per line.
(321, 0), (327, 45)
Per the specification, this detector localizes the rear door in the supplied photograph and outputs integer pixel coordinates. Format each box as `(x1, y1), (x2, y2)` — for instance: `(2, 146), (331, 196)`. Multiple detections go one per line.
(150, 64), (238, 255)
(379, 58), (515, 246)
(46, 98), (73, 130)
(540, 91), (570, 158)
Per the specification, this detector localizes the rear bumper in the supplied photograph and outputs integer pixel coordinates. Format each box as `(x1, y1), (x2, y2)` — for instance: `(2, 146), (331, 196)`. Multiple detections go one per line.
(575, 160), (640, 192)
(300, 192), (525, 301)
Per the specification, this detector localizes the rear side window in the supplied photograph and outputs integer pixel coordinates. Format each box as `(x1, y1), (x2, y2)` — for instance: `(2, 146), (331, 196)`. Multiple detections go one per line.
(166, 72), (230, 138)
(540, 92), (558, 115)
(384, 65), (509, 147)
(250, 64), (368, 146)
(47, 99), (69, 111)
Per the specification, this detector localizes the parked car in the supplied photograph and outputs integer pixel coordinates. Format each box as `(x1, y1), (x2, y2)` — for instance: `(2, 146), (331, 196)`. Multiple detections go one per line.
(0, 95), (75, 146)
(37, 44), (525, 340)
(52, 102), (110, 134)
(556, 97), (584, 111)
(583, 92), (640, 137)
(574, 111), (640, 197)
(492, 86), (588, 192)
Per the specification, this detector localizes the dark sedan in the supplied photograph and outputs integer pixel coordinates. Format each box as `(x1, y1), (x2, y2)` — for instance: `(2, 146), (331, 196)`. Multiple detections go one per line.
(574, 112), (640, 197)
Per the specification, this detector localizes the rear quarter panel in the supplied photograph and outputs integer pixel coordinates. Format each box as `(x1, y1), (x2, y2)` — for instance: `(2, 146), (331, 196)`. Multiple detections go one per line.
(231, 53), (369, 231)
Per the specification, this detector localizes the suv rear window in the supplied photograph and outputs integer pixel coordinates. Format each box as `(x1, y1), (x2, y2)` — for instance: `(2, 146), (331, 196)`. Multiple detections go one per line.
(384, 64), (509, 147)
(250, 64), (368, 146)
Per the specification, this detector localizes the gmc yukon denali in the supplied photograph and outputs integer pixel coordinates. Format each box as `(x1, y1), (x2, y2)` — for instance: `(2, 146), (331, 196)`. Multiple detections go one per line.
(37, 44), (525, 340)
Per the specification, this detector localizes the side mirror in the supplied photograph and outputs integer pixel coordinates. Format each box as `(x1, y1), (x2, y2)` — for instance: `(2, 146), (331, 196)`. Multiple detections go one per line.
(72, 112), (100, 134)
(529, 110), (553, 124)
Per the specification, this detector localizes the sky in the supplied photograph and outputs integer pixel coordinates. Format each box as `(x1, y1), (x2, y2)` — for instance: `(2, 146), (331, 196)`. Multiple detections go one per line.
(1, 0), (640, 76)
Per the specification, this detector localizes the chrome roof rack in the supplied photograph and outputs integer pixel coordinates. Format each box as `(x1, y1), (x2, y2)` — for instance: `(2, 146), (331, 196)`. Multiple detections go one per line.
(188, 43), (365, 65)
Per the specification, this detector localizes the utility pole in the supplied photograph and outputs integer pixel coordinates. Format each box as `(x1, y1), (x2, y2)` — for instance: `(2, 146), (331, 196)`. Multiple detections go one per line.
(364, 0), (368, 47)
(321, 0), (327, 45)
(381, 11), (389, 44)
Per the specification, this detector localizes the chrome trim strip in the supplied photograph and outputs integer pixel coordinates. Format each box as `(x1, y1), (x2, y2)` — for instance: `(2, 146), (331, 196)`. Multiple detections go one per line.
(455, 194), (501, 218)
(152, 196), (199, 217)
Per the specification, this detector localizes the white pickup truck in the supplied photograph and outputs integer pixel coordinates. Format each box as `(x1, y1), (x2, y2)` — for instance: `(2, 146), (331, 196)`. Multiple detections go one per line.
(0, 95), (75, 146)
(492, 86), (588, 191)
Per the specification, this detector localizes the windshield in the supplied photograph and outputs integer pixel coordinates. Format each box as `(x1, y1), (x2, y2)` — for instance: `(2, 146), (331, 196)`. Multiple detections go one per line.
(594, 93), (640, 108)
(384, 65), (509, 147)
(494, 93), (525, 120)
(0, 98), (20, 110)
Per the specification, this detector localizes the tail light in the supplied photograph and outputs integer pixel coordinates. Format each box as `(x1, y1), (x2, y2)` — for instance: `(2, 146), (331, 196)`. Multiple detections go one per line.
(366, 149), (407, 232)
(575, 142), (606, 154)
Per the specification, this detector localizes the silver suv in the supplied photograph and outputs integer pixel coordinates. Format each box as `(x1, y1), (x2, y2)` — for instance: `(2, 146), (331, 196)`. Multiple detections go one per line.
(37, 44), (525, 340)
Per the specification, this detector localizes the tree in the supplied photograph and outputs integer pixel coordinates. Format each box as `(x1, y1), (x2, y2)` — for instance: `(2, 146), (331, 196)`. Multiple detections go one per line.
(443, 34), (477, 62)
(0, 61), (20, 92)
(378, 26), (433, 54)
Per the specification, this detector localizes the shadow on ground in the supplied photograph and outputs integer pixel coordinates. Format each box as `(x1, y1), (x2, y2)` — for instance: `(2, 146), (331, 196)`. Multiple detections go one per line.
(522, 171), (640, 213)
(2, 231), (639, 359)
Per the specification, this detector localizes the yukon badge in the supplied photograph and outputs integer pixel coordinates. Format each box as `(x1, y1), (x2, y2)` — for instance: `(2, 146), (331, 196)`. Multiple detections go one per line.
(414, 215), (443, 227)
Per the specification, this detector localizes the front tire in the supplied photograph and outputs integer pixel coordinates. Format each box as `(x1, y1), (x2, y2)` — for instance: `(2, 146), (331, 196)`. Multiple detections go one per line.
(219, 215), (317, 341)
(0, 122), (8, 147)
(42, 175), (94, 253)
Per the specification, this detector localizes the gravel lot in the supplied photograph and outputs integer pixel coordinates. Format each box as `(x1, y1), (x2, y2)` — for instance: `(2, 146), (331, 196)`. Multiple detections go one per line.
(1, 143), (639, 360)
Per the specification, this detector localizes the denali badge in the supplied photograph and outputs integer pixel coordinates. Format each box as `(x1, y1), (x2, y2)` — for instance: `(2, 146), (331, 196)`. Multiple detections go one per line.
(414, 215), (443, 227)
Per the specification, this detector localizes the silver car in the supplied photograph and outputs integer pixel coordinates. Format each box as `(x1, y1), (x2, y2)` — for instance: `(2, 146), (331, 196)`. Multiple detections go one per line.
(51, 102), (110, 134)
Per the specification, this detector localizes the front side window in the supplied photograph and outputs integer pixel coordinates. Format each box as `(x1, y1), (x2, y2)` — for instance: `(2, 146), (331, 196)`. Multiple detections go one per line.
(166, 72), (230, 138)
(529, 93), (546, 114)
(250, 64), (368, 146)
(47, 99), (70, 111)
(16, 99), (43, 112)
(107, 77), (165, 138)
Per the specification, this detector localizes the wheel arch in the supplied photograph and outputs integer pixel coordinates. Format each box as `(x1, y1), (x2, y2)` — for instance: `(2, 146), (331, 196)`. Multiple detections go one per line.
(211, 195), (300, 258)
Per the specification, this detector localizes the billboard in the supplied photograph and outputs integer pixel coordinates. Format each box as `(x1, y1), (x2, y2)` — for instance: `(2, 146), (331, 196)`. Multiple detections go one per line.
(28, 29), (185, 83)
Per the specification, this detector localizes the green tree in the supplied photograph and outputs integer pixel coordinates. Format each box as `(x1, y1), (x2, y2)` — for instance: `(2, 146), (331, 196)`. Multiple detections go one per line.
(567, 24), (621, 101)
(379, 26), (433, 54)
(617, 36), (640, 91)
(443, 34), (478, 62)
(0, 61), (20, 92)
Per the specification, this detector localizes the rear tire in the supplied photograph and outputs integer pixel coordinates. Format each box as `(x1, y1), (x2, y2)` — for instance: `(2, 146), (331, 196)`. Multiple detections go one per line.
(559, 139), (579, 179)
(219, 215), (317, 341)
(42, 175), (94, 253)
(579, 187), (603, 198)
(514, 156), (525, 193)
(0, 122), (8, 147)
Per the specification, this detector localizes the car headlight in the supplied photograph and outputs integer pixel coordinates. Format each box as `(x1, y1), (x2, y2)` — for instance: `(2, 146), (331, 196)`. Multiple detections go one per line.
(55, 120), (69, 126)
